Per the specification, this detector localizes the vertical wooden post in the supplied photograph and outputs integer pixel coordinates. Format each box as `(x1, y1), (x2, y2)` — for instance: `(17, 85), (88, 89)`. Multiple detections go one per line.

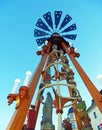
(61, 42), (102, 113)
(32, 41), (52, 129)
(34, 55), (49, 128)
(68, 87), (82, 130)
(6, 54), (48, 130)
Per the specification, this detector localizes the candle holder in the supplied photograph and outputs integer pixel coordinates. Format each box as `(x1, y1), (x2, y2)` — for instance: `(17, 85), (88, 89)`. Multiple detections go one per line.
(36, 45), (48, 56)
(7, 93), (18, 105)
(7, 86), (29, 109)
(69, 46), (80, 57)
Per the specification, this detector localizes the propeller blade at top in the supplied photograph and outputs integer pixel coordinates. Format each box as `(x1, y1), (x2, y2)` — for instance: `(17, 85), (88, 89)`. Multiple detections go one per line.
(34, 29), (49, 37)
(54, 11), (62, 29)
(61, 23), (77, 33)
(43, 12), (53, 30)
(36, 37), (50, 46)
(36, 18), (50, 32)
(59, 14), (72, 30)
(62, 34), (77, 40)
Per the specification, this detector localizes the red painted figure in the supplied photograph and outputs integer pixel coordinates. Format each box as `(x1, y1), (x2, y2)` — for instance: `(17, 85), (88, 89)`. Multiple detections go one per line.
(63, 118), (72, 130)
(27, 105), (36, 130)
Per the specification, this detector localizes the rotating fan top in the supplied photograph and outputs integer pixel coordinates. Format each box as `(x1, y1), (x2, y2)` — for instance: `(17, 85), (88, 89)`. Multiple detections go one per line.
(34, 11), (77, 46)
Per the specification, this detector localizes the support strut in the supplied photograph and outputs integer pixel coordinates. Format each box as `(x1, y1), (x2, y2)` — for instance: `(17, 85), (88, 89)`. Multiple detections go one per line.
(62, 42), (102, 113)
(6, 54), (48, 130)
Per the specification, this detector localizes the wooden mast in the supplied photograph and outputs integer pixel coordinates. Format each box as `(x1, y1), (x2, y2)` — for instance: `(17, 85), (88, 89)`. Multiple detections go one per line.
(61, 41), (102, 113)
(6, 54), (47, 130)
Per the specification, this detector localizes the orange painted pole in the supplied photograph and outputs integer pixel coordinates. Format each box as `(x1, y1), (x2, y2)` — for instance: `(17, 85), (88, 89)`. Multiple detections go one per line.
(73, 104), (82, 130)
(34, 59), (49, 128)
(6, 54), (48, 130)
(68, 87), (82, 130)
(32, 41), (52, 128)
(62, 42), (102, 113)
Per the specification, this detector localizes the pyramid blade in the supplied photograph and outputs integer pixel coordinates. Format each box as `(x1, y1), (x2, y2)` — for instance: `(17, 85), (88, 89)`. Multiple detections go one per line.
(34, 29), (49, 37)
(59, 14), (72, 30)
(36, 18), (50, 32)
(36, 37), (49, 46)
(54, 11), (62, 28)
(43, 12), (53, 30)
(62, 34), (77, 40)
(61, 23), (77, 33)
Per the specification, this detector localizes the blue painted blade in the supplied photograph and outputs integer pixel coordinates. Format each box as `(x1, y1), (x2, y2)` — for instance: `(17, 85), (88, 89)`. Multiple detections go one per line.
(34, 29), (49, 37)
(36, 37), (49, 46)
(43, 12), (53, 30)
(59, 14), (72, 30)
(36, 18), (50, 32)
(62, 34), (77, 40)
(61, 23), (77, 33)
(54, 11), (62, 28)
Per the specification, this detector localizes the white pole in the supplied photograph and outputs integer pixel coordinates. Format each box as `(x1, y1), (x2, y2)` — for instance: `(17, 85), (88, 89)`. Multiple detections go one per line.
(58, 113), (62, 130)
(56, 63), (62, 130)
(23, 71), (32, 86)
(11, 78), (20, 94)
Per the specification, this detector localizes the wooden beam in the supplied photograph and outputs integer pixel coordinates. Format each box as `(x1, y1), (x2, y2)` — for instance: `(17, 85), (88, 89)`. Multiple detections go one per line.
(61, 42), (102, 113)
(6, 54), (48, 130)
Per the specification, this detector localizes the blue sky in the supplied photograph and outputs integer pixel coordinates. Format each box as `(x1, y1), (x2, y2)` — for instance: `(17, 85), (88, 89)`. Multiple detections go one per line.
(0, 0), (102, 130)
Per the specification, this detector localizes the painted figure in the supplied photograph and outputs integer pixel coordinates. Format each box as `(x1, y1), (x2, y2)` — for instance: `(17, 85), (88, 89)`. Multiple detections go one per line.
(63, 118), (72, 130)
(27, 105), (36, 130)
(43, 92), (53, 124)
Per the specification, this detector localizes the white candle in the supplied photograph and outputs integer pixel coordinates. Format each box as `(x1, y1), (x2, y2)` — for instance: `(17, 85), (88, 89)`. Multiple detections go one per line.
(11, 78), (20, 94)
(97, 74), (102, 85)
(69, 42), (73, 47)
(23, 71), (32, 86)
(45, 40), (48, 45)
